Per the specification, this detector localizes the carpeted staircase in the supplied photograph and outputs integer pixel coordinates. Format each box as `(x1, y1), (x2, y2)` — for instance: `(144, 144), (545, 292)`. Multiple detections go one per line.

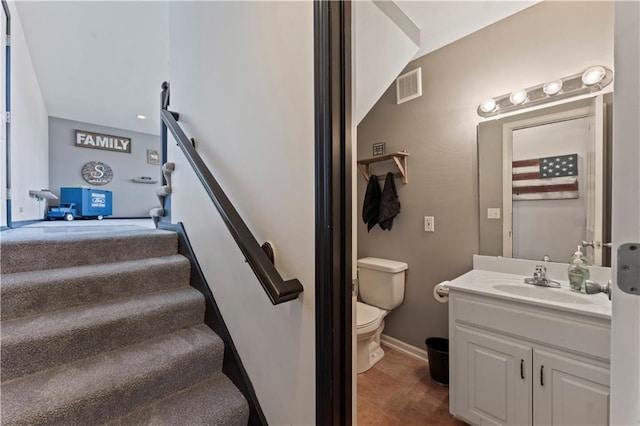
(0, 226), (249, 425)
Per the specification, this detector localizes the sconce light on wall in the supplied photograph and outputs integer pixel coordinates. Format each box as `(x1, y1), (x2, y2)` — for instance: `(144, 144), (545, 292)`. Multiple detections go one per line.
(477, 65), (613, 118)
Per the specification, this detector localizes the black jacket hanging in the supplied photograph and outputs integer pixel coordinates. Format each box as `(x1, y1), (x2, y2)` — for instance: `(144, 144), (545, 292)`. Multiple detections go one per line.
(378, 172), (401, 230)
(362, 175), (382, 232)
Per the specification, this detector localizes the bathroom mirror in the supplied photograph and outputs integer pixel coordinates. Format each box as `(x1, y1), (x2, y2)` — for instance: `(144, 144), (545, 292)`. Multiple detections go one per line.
(477, 95), (612, 266)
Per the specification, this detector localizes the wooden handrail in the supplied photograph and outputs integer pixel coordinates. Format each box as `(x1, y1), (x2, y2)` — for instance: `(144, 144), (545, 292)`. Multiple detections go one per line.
(160, 87), (303, 305)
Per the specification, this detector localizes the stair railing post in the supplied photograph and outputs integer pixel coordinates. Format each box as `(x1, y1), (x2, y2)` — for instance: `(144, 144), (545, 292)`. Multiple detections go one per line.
(160, 82), (169, 186)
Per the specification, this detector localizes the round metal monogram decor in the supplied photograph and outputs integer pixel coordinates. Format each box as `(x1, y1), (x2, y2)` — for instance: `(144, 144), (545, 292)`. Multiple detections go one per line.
(81, 161), (113, 186)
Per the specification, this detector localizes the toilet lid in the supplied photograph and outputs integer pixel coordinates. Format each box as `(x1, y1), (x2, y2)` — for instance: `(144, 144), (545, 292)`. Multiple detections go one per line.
(357, 302), (381, 328)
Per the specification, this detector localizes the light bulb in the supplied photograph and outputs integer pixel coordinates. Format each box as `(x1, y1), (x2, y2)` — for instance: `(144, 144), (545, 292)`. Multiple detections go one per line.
(509, 90), (527, 105)
(543, 80), (563, 96)
(581, 66), (606, 86)
(480, 98), (497, 113)
(136, 115), (147, 120)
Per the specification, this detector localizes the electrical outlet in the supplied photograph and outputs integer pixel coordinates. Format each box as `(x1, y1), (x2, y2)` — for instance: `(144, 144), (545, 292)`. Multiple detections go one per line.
(18, 207), (23, 213)
(424, 216), (435, 232)
(487, 208), (501, 219)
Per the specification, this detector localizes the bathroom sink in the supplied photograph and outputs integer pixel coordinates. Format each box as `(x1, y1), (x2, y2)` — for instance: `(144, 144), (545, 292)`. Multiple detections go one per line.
(492, 284), (592, 305)
(476, 276), (526, 285)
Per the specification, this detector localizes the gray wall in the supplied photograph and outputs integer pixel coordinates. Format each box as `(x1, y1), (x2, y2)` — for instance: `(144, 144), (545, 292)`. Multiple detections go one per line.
(48, 117), (160, 217)
(356, 1), (613, 348)
(477, 119), (504, 256)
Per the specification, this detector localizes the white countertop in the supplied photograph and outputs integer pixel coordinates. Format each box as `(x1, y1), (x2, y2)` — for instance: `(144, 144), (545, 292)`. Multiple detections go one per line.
(447, 268), (612, 320)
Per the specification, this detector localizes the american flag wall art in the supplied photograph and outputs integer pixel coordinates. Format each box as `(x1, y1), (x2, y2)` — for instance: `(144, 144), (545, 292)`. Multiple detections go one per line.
(512, 153), (579, 201)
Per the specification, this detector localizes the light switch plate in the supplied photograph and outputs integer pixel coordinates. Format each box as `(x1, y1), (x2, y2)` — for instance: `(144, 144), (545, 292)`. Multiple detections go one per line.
(488, 208), (501, 219)
(424, 216), (435, 232)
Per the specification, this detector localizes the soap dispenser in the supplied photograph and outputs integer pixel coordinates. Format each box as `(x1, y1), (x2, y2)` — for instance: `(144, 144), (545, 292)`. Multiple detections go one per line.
(568, 245), (590, 293)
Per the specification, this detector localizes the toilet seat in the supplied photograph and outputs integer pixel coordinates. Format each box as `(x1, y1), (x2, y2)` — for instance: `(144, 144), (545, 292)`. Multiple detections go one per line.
(356, 302), (385, 335)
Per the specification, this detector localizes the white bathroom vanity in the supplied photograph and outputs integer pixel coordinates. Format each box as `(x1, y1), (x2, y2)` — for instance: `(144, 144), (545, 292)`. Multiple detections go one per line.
(448, 256), (612, 426)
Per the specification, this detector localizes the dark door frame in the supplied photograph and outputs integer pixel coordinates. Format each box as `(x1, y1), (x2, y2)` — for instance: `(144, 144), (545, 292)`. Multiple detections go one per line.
(314, 1), (352, 425)
(1, 0), (11, 229)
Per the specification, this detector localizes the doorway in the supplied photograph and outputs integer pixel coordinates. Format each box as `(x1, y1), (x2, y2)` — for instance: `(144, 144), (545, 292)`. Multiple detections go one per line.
(332, 2), (640, 425)
(1, 0), (8, 228)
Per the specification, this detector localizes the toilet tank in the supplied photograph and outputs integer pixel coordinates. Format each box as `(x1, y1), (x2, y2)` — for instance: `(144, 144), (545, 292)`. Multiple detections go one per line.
(357, 257), (408, 310)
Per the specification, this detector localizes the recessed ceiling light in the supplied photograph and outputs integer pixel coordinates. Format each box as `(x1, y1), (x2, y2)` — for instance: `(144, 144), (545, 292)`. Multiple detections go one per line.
(543, 80), (563, 96)
(479, 98), (497, 113)
(509, 90), (528, 105)
(136, 115), (147, 120)
(581, 66), (606, 86)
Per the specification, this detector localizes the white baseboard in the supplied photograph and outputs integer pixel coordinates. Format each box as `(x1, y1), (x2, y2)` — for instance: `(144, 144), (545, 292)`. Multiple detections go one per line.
(380, 334), (428, 362)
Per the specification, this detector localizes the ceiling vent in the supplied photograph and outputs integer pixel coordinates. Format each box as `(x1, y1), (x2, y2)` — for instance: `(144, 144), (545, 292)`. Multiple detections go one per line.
(396, 68), (422, 105)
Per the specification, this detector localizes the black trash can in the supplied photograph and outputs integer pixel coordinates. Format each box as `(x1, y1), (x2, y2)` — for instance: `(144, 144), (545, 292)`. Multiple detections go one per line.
(425, 337), (449, 386)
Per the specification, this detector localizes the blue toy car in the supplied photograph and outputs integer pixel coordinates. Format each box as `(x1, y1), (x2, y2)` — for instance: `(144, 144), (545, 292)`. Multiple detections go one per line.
(46, 203), (86, 221)
(46, 188), (113, 221)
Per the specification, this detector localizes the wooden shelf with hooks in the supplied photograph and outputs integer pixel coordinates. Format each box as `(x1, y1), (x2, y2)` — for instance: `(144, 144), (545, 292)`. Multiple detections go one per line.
(357, 151), (409, 184)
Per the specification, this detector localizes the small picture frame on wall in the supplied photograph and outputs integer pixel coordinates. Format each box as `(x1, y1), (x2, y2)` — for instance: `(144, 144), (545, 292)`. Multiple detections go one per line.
(147, 149), (160, 165)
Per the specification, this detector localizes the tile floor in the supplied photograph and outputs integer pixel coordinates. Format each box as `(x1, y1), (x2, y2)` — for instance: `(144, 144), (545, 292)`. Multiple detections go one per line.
(357, 344), (466, 425)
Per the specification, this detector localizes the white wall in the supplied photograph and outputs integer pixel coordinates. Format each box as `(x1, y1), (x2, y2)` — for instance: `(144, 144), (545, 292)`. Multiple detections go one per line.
(4, 1), (48, 223)
(168, 3), (315, 424)
(354, 0), (418, 124)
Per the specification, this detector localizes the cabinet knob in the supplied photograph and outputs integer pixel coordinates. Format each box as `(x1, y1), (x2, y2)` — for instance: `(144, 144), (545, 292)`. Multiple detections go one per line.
(520, 359), (525, 379)
(540, 365), (545, 386)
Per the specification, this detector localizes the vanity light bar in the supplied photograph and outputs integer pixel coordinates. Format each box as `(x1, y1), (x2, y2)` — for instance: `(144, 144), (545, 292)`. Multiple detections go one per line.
(477, 66), (613, 118)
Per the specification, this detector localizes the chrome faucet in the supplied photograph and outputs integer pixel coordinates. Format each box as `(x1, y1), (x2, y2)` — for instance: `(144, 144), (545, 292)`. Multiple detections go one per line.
(584, 280), (613, 300)
(524, 265), (561, 288)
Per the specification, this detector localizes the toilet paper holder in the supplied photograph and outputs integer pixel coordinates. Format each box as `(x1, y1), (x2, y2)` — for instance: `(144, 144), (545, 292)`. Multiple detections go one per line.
(435, 286), (449, 297)
(433, 281), (450, 303)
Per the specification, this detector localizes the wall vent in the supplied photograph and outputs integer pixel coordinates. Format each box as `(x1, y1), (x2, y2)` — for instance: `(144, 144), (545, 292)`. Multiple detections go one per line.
(396, 68), (422, 105)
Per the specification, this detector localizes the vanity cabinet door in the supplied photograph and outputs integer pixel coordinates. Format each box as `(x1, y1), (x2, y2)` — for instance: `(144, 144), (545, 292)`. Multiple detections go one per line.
(454, 326), (532, 426)
(533, 349), (610, 426)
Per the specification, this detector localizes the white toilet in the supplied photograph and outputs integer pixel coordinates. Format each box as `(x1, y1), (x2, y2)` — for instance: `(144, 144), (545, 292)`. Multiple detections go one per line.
(356, 257), (408, 373)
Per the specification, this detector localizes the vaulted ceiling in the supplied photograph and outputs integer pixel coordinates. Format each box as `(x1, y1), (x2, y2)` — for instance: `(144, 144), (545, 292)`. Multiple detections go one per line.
(16, 1), (537, 136)
(16, 1), (168, 135)
(396, 1), (539, 59)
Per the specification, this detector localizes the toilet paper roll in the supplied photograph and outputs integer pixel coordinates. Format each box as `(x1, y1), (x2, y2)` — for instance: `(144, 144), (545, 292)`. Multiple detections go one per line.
(433, 281), (450, 303)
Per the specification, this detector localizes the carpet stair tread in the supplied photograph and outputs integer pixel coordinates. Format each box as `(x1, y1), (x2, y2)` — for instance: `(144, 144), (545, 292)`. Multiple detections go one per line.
(0, 228), (178, 274)
(0, 226), (249, 425)
(105, 373), (249, 426)
(1, 254), (191, 321)
(0, 324), (224, 426)
(1, 287), (205, 381)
